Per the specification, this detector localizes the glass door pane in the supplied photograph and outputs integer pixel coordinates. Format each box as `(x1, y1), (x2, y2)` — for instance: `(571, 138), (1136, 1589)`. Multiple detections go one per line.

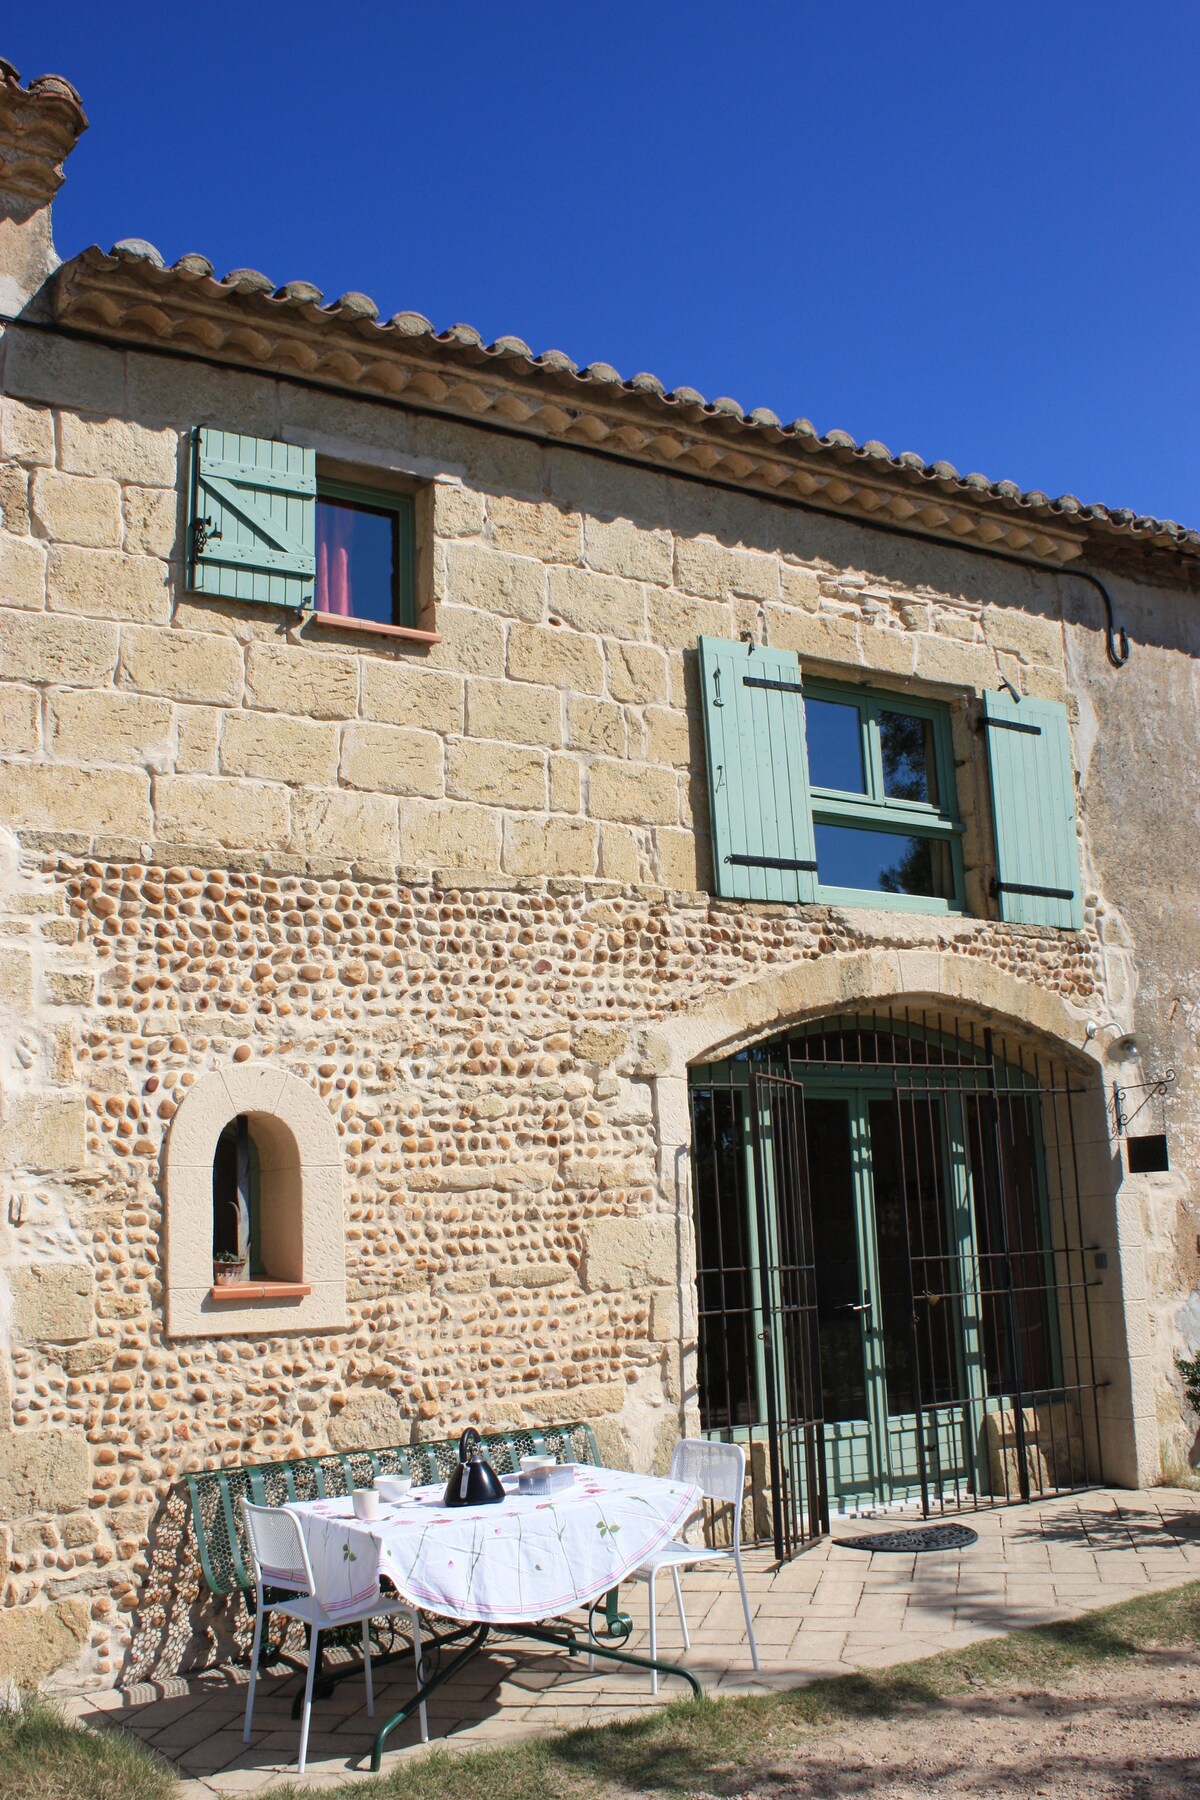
(691, 1087), (759, 1429)
(807, 1097), (867, 1422)
(965, 1094), (1060, 1395)
(869, 1096), (962, 1412)
(805, 1094), (877, 1508)
(866, 1093), (978, 1502)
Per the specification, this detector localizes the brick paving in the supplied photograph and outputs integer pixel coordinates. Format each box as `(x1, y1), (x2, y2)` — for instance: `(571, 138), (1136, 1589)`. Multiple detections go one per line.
(67, 1488), (1200, 1796)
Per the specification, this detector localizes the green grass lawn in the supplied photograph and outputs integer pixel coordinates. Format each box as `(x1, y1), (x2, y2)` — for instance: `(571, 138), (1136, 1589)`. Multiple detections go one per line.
(5, 1580), (1200, 1800)
(0, 1692), (176, 1800)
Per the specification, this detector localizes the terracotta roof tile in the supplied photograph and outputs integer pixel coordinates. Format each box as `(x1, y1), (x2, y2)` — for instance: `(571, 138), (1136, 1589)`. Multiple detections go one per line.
(51, 237), (1200, 568)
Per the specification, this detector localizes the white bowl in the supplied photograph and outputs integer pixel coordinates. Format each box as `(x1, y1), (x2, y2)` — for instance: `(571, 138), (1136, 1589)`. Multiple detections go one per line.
(519, 1455), (556, 1474)
(376, 1476), (412, 1504)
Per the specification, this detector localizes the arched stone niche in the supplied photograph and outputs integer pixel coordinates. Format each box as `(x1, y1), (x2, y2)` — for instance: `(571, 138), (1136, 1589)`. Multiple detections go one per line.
(640, 945), (1155, 1491)
(163, 1063), (346, 1338)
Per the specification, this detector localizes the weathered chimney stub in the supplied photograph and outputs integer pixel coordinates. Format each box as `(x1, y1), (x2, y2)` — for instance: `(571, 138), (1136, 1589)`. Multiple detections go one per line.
(0, 59), (87, 312)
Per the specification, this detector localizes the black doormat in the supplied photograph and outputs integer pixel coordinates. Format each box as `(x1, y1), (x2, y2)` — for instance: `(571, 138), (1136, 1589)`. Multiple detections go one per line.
(833, 1523), (978, 1553)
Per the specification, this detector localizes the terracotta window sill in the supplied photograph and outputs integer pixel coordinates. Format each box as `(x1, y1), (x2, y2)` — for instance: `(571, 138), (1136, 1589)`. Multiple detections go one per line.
(306, 612), (441, 645)
(209, 1281), (312, 1303)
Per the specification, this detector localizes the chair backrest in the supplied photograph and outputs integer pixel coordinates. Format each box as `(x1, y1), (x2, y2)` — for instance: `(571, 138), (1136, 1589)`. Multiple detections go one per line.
(240, 1498), (314, 1596)
(670, 1437), (747, 1530)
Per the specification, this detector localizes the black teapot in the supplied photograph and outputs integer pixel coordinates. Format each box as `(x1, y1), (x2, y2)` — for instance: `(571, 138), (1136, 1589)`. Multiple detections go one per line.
(442, 1428), (506, 1507)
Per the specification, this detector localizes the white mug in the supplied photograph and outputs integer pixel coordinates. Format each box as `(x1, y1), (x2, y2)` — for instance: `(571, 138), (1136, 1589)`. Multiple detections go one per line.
(352, 1488), (379, 1521)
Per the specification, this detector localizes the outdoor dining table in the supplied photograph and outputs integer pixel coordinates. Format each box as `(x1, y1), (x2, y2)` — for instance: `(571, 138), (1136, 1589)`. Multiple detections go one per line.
(291, 1461), (705, 1766)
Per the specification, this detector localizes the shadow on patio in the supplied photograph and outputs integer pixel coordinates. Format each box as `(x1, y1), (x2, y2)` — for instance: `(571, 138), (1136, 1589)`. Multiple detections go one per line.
(69, 1486), (1200, 1795)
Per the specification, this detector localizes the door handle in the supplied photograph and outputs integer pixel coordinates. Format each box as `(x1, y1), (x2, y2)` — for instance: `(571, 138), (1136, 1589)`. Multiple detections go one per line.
(840, 1300), (871, 1313)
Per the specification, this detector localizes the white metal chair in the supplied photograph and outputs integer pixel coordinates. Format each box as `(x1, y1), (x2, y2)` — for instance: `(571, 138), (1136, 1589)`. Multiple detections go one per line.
(240, 1498), (428, 1773)
(629, 1438), (760, 1691)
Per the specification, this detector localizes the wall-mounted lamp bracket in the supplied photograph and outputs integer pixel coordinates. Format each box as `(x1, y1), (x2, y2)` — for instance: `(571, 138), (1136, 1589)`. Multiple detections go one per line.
(1112, 1068), (1176, 1137)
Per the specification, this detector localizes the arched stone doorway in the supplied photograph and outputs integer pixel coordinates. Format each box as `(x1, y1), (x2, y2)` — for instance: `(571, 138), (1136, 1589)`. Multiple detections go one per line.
(689, 1006), (1109, 1552)
(640, 952), (1148, 1555)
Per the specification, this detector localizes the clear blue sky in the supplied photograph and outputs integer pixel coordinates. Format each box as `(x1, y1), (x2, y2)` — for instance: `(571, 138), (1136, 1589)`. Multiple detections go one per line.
(19, 4), (1200, 525)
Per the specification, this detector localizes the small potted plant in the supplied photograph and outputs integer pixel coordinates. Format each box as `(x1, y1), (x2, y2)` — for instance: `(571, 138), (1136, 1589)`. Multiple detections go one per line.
(213, 1249), (247, 1287)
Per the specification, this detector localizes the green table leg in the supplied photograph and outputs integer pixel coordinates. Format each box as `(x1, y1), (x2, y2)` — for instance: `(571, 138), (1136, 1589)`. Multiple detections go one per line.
(369, 1623), (490, 1772)
(510, 1616), (702, 1697)
(368, 1586), (701, 1771)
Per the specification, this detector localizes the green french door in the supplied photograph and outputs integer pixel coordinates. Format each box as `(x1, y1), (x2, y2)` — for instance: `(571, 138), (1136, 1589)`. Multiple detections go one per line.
(813, 1087), (989, 1508)
(760, 1085), (978, 1509)
(693, 1058), (1002, 1515)
(692, 1015), (1097, 1544)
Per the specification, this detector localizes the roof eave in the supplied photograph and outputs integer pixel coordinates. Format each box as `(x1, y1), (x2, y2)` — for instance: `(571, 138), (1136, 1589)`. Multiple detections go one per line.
(47, 244), (1200, 580)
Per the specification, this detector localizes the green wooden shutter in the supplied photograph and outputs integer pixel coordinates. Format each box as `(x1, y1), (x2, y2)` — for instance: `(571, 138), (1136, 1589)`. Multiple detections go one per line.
(698, 636), (816, 903)
(188, 428), (316, 608)
(982, 691), (1083, 929)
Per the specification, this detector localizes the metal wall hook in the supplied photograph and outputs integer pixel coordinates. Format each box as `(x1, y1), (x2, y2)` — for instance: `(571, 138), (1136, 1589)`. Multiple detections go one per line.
(1067, 570), (1130, 669)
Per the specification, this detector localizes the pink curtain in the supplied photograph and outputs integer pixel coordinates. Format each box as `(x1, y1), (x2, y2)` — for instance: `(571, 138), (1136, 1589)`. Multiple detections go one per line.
(315, 505), (353, 616)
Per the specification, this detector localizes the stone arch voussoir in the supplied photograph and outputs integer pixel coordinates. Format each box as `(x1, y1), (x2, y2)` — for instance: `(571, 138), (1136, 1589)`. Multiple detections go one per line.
(649, 945), (1100, 1077)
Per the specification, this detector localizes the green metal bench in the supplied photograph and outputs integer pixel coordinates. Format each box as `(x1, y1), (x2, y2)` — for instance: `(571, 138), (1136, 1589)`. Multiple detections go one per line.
(185, 1420), (602, 1604)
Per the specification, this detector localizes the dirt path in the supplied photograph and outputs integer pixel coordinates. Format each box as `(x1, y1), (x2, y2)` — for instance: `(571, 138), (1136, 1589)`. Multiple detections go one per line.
(714, 1646), (1200, 1798)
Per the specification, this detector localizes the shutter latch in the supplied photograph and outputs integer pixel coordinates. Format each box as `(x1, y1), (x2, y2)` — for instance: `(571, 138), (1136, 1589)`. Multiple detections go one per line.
(191, 515), (223, 558)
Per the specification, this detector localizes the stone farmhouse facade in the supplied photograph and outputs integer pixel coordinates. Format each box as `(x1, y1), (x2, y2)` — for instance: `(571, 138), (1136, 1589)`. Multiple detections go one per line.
(2, 61), (1199, 1692)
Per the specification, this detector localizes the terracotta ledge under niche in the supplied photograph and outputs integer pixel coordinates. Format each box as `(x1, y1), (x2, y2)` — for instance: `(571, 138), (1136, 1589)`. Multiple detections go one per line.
(209, 1281), (312, 1303)
(306, 612), (441, 645)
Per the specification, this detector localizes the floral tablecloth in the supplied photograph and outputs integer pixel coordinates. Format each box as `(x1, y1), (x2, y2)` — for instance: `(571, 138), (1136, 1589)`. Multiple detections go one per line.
(292, 1464), (701, 1625)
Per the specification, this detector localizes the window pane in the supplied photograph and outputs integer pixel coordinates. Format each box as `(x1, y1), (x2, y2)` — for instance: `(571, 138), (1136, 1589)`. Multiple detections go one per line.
(880, 710), (939, 805)
(815, 824), (953, 899)
(315, 496), (398, 625)
(805, 698), (866, 792)
(212, 1116), (261, 1271)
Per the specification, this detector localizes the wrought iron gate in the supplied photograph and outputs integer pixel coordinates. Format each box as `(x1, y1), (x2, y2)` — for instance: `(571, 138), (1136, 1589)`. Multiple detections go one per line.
(689, 1009), (1106, 1556)
(887, 1028), (1104, 1516)
(690, 1072), (825, 1557)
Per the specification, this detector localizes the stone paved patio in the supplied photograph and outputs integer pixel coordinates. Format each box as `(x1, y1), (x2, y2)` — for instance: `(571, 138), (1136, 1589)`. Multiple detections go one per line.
(68, 1488), (1200, 1796)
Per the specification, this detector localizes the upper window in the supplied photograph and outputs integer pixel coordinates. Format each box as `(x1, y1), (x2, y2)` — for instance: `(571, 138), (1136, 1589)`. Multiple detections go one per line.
(315, 479), (416, 627)
(804, 682), (962, 908)
(187, 428), (418, 627)
(699, 634), (1083, 929)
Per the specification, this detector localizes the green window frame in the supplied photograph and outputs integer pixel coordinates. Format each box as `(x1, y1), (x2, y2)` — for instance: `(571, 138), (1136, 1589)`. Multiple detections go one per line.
(314, 477), (417, 629)
(804, 680), (964, 914)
